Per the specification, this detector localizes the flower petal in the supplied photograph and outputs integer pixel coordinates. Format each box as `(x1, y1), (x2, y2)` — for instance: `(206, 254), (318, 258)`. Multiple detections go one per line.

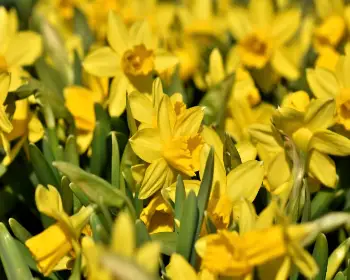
(139, 158), (169, 199)
(5, 31), (42, 67)
(107, 11), (129, 55)
(158, 95), (176, 140)
(83, 47), (120, 77)
(308, 150), (337, 188)
(226, 160), (264, 203)
(35, 184), (64, 221)
(272, 10), (301, 45)
(306, 68), (339, 99)
(310, 129), (350, 156)
(304, 98), (336, 131)
(271, 49), (299, 80)
(108, 74), (128, 117)
(129, 128), (162, 163)
(166, 253), (198, 280)
(111, 212), (135, 257)
(128, 91), (153, 124)
(228, 8), (252, 40)
(135, 242), (161, 275)
(154, 51), (178, 73)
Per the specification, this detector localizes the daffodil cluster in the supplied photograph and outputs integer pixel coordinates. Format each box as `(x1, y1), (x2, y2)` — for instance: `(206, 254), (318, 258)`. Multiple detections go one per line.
(1, 1), (350, 280)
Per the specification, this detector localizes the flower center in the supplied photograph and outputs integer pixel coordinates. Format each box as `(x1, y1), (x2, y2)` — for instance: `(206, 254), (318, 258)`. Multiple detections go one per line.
(238, 32), (272, 68)
(0, 56), (8, 72)
(122, 44), (155, 76)
(336, 88), (350, 129)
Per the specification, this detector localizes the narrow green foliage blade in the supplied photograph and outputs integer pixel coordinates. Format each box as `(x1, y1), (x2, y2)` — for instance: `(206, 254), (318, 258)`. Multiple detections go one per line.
(135, 220), (151, 248)
(312, 233), (328, 280)
(65, 135), (80, 166)
(174, 175), (185, 232)
(111, 132), (120, 188)
(8, 218), (32, 243)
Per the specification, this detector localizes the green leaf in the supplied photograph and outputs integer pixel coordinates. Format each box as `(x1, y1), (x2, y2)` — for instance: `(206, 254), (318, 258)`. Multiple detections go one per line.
(333, 272), (345, 280)
(69, 182), (90, 207)
(110, 132), (120, 188)
(62, 176), (73, 215)
(0, 186), (17, 218)
(200, 73), (235, 132)
(174, 175), (185, 232)
(29, 143), (60, 188)
(9, 78), (39, 100)
(151, 232), (177, 256)
(191, 147), (214, 266)
(312, 233), (328, 280)
(223, 133), (241, 173)
(65, 135), (80, 166)
(205, 213), (217, 234)
(8, 218), (32, 243)
(73, 51), (82, 86)
(74, 7), (95, 54)
(301, 179), (311, 222)
(135, 220), (151, 248)
(90, 104), (110, 176)
(90, 213), (109, 244)
(176, 191), (199, 262)
(0, 223), (32, 280)
(68, 252), (81, 280)
(327, 238), (350, 280)
(162, 65), (187, 104)
(53, 161), (136, 220)
(311, 189), (336, 219)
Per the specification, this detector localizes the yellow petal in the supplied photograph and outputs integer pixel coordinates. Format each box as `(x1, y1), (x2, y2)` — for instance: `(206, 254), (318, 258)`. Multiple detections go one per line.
(310, 129), (350, 156)
(76, 132), (93, 154)
(28, 115), (44, 143)
(108, 74), (128, 117)
(135, 242), (161, 275)
(154, 51), (179, 73)
(138, 158), (169, 199)
(35, 185), (64, 221)
(83, 47), (120, 77)
(272, 10), (301, 45)
(271, 49), (299, 80)
(308, 150), (337, 188)
(107, 11), (129, 55)
(166, 253), (198, 280)
(158, 95), (176, 140)
(267, 152), (291, 192)
(306, 68), (339, 99)
(288, 242), (318, 279)
(5, 31), (42, 67)
(131, 164), (146, 186)
(128, 91), (153, 125)
(249, 0), (274, 28)
(174, 106), (204, 137)
(226, 160), (264, 203)
(25, 223), (72, 276)
(304, 98), (336, 131)
(207, 48), (225, 86)
(201, 125), (223, 161)
(165, 180), (201, 202)
(255, 200), (277, 230)
(111, 212), (135, 257)
(0, 107), (13, 134)
(129, 128), (162, 163)
(0, 72), (10, 104)
(228, 8), (252, 40)
(239, 199), (256, 234)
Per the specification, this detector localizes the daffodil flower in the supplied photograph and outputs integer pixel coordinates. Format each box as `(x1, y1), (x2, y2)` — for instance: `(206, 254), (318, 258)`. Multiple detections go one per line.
(0, 8), (42, 90)
(130, 93), (204, 199)
(25, 185), (94, 276)
(307, 52), (350, 130)
(82, 212), (161, 280)
(251, 98), (350, 190)
(227, 0), (301, 82)
(195, 207), (318, 278)
(64, 73), (108, 153)
(2, 97), (44, 166)
(140, 192), (174, 234)
(0, 73), (13, 135)
(313, 0), (350, 53)
(83, 11), (178, 117)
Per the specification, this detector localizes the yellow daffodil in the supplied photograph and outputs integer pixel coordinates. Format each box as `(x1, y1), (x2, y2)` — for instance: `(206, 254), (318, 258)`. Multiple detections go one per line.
(251, 98), (350, 190)
(315, 47), (341, 72)
(140, 192), (174, 234)
(130, 93), (204, 199)
(0, 7), (42, 90)
(195, 221), (318, 278)
(227, 0), (301, 82)
(307, 52), (350, 130)
(2, 98), (44, 166)
(64, 73), (108, 153)
(82, 212), (161, 280)
(0, 73), (13, 135)
(313, 0), (350, 53)
(83, 11), (178, 117)
(25, 185), (94, 276)
(281, 91), (311, 112)
(167, 253), (216, 280)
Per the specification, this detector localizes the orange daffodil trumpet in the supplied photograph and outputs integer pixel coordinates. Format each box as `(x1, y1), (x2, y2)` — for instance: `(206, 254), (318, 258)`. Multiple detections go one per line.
(83, 11), (178, 117)
(227, 0), (301, 83)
